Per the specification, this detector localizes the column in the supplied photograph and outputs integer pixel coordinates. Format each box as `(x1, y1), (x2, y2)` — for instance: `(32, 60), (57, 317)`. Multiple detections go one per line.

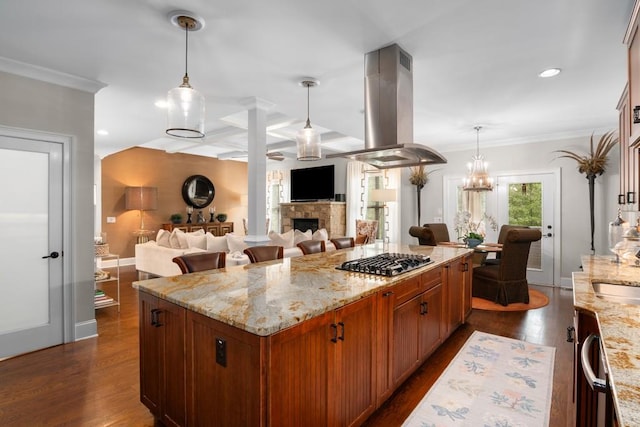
(243, 97), (274, 245)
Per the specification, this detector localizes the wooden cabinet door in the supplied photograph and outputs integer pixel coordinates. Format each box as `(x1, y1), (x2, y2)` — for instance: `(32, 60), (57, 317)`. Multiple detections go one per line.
(375, 289), (395, 405)
(391, 294), (422, 386)
(461, 255), (472, 320)
(139, 291), (161, 417)
(138, 292), (186, 427)
(418, 284), (443, 360)
(332, 296), (377, 427)
(158, 299), (186, 427)
(187, 311), (263, 427)
(269, 311), (333, 427)
(444, 259), (464, 337)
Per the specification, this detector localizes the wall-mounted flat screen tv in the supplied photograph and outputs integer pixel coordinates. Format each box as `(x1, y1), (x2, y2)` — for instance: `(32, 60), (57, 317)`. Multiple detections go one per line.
(290, 165), (335, 201)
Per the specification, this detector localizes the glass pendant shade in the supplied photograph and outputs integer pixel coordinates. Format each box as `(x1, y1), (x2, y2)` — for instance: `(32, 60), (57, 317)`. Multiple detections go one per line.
(296, 122), (321, 161)
(463, 126), (493, 191)
(166, 76), (205, 138)
(296, 79), (321, 161)
(165, 13), (205, 139)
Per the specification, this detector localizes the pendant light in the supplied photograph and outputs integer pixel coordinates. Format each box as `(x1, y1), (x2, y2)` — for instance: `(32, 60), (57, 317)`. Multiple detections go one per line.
(166, 12), (205, 139)
(296, 79), (321, 161)
(463, 126), (494, 191)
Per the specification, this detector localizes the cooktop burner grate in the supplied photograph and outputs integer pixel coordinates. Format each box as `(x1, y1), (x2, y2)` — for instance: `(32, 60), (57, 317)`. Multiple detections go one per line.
(336, 253), (432, 277)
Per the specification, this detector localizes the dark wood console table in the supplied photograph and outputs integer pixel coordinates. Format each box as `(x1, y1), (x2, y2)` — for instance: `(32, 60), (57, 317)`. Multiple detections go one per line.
(162, 222), (234, 236)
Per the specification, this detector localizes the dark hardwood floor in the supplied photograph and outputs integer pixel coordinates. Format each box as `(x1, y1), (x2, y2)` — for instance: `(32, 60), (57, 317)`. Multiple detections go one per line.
(0, 266), (575, 426)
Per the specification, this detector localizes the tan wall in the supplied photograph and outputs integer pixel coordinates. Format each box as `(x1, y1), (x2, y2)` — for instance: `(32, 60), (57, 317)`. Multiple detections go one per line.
(101, 147), (248, 258)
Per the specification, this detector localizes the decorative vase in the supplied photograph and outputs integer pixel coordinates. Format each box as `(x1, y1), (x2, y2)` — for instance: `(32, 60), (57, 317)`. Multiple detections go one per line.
(465, 238), (483, 248)
(216, 213), (227, 223)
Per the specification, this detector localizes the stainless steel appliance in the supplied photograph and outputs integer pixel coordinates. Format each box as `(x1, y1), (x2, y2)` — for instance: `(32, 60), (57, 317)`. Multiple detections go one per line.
(337, 253), (431, 276)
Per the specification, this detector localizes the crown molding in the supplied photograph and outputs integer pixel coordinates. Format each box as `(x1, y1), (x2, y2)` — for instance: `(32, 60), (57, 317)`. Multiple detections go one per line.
(0, 56), (106, 94)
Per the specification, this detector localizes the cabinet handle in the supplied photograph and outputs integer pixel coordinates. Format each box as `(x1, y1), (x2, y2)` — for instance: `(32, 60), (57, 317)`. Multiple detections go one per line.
(619, 194), (626, 205)
(627, 191), (636, 204)
(338, 322), (345, 341)
(330, 323), (338, 343)
(382, 291), (394, 297)
(151, 309), (162, 327)
(419, 302), (427, 315)
(580, 334), (608, 393)
(461, 262), (469, 272)
(566, 326), (575, 342)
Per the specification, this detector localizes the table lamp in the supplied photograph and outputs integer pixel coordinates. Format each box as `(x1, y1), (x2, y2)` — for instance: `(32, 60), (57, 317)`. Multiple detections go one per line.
(125, 186), (158, 243)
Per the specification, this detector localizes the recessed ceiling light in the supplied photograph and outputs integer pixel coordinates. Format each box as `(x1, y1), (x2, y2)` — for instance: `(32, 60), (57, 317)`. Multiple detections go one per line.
(538, 68), (561, 78)
(155, 100), (168, 108)
(96, 129), (109, 136)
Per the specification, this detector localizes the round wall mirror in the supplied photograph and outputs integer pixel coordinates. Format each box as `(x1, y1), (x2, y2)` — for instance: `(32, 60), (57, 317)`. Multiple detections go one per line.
(182, 175), (215, 208)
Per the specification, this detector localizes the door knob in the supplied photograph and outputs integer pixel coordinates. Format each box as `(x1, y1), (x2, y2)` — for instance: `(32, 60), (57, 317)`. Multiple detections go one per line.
(546, 233), (553, 237)
(42, 251), (60, 259)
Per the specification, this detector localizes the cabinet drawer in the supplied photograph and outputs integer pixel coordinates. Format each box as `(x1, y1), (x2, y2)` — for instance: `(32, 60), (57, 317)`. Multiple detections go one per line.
(421, 268), (441, 292)
(392, 275), (422, 307)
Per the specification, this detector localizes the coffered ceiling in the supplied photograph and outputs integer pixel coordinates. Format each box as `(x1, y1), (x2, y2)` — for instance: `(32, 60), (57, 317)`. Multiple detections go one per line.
(0, 0), (633, 161)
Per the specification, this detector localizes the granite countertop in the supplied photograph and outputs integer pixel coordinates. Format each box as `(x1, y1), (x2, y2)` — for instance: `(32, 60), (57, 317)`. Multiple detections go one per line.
(133, 244), (470, 337)
(574, 255), (640, 427)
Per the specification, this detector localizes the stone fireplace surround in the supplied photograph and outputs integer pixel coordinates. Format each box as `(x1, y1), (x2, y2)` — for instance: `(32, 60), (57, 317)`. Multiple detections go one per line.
(280, 202), (346, 238)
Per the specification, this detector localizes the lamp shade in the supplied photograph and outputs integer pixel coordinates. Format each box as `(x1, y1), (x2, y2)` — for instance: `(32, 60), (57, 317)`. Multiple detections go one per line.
(125, 187), (158, 211)
(371, 188), (397, 203)
(166, 84), (205, 138)
(296, 127), (322, 160)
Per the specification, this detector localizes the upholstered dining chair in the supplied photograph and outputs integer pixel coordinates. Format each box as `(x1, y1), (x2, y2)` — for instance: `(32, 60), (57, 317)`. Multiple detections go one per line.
(408, 226), (437, 246)
(243, 246), (284, 263)
(483, 224), (529, 265)
(422, 223), (451, 243)
(172, 252), (226, 274)
(355, 219), (378, 245)
(472, 228), (542, 306)
(330, 237), (355, 249)
(297, 239), (326, 255)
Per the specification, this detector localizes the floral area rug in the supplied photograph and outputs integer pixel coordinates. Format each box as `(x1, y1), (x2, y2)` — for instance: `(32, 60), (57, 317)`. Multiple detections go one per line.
(402, 331), (555, 427)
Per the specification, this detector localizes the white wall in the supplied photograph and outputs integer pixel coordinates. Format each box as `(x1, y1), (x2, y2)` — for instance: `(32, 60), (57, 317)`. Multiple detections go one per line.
(404, 135), (620, 284)
(0, 70), (98, 339)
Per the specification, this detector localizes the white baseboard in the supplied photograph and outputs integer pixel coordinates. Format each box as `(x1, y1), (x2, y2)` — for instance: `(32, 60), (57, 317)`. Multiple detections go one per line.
(560, 276), (574, 289)
(74, 319), (97, 341)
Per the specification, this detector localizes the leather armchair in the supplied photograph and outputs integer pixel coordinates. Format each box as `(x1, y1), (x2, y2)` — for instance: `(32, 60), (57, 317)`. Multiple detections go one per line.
(243, 246), (284, 263)
(172, 252), (226, 274)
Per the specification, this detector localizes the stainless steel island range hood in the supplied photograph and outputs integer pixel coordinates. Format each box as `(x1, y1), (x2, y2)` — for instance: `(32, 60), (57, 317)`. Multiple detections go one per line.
(327, 44), (447, 169)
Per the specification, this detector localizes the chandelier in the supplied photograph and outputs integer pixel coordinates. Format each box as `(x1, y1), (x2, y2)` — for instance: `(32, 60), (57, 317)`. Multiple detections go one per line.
(296, 79), (321, 160)
(166, 12), (205, 139)
(463, 126), (493, 191)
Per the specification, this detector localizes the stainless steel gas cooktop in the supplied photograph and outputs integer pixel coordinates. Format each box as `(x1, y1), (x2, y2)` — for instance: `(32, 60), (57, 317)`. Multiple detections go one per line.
(337, 253), (432, 277)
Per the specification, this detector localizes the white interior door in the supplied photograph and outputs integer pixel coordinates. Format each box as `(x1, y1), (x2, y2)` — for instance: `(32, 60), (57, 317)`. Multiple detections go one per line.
(0, 134), (64, 359)
(495, 171), (559, 286)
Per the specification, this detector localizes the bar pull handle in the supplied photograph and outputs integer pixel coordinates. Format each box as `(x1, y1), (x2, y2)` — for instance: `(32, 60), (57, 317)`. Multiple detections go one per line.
(330, 323), (338, 343)
(338, 322), (345, 341)
(566, 326), (575, 342)
(581, 334), (608, 393)
(151, 308), (162, 327)
(382, 291), (394, 297)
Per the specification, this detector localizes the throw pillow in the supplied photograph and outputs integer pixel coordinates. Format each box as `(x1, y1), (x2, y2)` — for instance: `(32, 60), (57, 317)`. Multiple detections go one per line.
(268, 229), (295, 248)
(294, 229), (312, 245)
(169, 228), (185, 248)
(186, 233), (207, 250)
(156, 229), (171, 248)
(206, 233), (229, 252)
(312, 228), (329, 241)
(226, 233), (248, 253)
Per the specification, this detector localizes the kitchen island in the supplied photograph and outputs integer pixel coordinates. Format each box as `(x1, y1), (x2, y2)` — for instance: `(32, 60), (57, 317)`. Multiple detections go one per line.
(133, 243), (472, 427)
(573, 255), (640, 427)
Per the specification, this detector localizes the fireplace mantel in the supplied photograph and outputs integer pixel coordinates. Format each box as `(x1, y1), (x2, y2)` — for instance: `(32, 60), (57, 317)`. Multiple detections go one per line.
(280, 202), (346, 238)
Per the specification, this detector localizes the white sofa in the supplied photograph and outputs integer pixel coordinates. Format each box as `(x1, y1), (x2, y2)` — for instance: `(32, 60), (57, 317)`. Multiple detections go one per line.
(135, 228), (336, 277)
